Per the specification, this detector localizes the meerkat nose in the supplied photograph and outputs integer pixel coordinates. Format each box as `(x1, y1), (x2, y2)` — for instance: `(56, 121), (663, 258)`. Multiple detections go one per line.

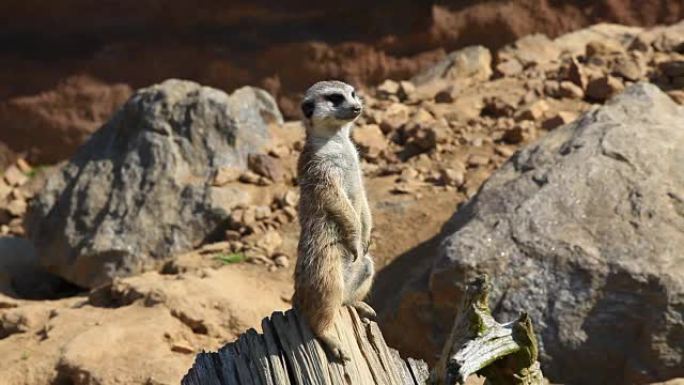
(352, 106), (361, 114)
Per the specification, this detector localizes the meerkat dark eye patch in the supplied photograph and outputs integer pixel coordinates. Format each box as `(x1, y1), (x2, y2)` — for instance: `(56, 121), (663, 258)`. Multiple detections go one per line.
(301, 100), (315, 118)
(324, 93), (345, 105)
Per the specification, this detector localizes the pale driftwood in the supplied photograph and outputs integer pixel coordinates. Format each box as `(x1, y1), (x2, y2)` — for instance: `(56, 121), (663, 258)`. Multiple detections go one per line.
(183, 274), (544, 385)
(182, 306), (430, 385)
(430, 275), (545, 385)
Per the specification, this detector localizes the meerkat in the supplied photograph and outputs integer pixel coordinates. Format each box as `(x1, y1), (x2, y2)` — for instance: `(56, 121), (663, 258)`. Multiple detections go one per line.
(293, 80), (376, 361)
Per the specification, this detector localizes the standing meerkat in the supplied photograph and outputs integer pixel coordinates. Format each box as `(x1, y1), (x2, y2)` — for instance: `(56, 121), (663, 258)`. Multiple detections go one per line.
(293, 80), (376, 361)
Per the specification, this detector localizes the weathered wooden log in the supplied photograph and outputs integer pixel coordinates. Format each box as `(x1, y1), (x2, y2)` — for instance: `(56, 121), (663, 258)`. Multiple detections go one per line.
(431, 275), (544, 385)
(181, 306), (430, 385)
(182, 274), (544, 385)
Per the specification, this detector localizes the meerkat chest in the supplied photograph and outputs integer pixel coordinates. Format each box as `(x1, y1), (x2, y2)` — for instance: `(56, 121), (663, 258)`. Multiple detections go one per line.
(338, 142), (364, 202)
(320, 139), (363, 201)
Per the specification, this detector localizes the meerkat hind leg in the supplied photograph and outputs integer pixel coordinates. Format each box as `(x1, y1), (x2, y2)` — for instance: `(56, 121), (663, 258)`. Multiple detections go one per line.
(297, 248), (351, 362)
(349, 255), (376, 320)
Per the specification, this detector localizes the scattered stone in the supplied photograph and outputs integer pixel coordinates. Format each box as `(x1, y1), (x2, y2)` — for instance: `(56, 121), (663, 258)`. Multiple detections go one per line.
(566, 57), (588, 89)
(16, 158), (31, 174)
(171, 343), (194, 354)
(612, 56), (644, 81)
(515, 100), (549, 121)
(467, 154), (490, 167)
(660, 60), (684, 77)
(273, 253), (289, 268)
(412, 46), (492, 86)
(586, 40), (625, 57)
(439, 167), (465, 187)
(3, 165), (27, 187)
(398, 81), (416, 100)
(248, 154), (285, 183)
(558, 81), (584, 99)
(667, 89), (684, 105)
(224, 230), (241, 242)
(0, 180), (11, 201)
(482, 96), (516, 118)
(254, 230), (282, 256)
(212, 166), (241, 186)
(6, 199), (27, 217)
(541, 111), (577, 130)
(379, 103), (410, 133)
(352, 124), (387, 161)
(502, 126), (525, 144)
(585, 75), (625, 101)
(376, 80), (400, 97)
(406, 124), (448, 152)
(499, 34), (560, 67)
(199, 242), (231, 255)
(495, 146), (516, 158)
(279, 190), (298, 208)
(390, 181), (421, 195)
(434, 87), (456, 103)
(495, 59), (524, 76)
(239, 170), (262, 184)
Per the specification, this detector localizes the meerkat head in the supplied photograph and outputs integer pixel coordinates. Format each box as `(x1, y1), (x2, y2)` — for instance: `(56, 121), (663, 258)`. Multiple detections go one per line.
(300, 80), (363, 137)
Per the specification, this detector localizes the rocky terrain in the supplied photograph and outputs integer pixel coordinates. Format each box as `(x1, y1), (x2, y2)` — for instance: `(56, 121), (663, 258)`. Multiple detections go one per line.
(0, 19), (683, 385)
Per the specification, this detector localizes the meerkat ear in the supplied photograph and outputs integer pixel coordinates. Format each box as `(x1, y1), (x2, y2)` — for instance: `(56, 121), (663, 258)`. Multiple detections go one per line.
(301, 100), (315, 119)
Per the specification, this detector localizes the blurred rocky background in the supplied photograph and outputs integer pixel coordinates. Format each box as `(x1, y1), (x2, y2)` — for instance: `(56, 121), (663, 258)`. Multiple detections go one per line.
(0, 2), (683, 385)
(1, 0), (683, 163)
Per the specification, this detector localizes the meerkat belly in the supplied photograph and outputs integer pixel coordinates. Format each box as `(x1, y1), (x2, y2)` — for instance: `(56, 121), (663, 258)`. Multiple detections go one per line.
(340, 141), (364, 206)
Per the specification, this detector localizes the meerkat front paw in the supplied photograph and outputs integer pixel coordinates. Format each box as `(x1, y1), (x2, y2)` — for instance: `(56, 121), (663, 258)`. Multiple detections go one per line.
(345, 236), (364, 262)
(352, 301), (377, 320)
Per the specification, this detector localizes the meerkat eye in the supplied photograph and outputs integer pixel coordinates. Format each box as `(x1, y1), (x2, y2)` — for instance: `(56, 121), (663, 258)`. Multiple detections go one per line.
(351, 90), (356, 98)
(324, 93), (345, 105)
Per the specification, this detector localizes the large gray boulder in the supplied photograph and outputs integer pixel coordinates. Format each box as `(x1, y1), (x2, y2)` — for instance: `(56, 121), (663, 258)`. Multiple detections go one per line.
(27, 79), (282, 288)
(380, 83), (684, 385)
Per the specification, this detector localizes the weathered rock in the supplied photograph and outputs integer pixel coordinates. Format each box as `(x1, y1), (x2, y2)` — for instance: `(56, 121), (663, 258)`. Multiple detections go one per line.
(26, 79), (281, 288)
(412, 46), (492, 86)
(381, 83), (684, 385)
